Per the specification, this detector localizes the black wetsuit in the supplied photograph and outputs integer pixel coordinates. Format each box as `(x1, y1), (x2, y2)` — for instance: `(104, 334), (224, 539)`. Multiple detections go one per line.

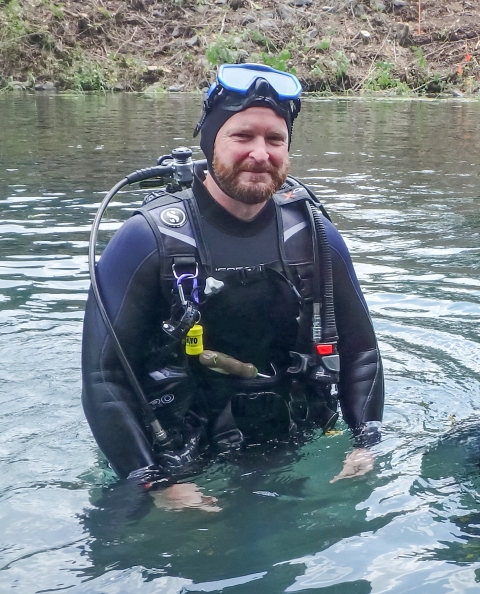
(82, 173), (384, 479)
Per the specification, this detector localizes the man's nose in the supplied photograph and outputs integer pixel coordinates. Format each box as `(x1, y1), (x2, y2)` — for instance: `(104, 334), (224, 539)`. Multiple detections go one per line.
(248, 137), (269, 162)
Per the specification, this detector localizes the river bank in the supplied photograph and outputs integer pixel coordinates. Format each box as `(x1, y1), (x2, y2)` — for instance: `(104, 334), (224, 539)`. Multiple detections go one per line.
(0, 0), (479, 94)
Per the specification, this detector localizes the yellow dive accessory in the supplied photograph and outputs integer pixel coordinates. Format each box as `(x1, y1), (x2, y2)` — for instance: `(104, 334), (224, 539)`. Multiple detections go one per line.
(185, 323), (204, 355)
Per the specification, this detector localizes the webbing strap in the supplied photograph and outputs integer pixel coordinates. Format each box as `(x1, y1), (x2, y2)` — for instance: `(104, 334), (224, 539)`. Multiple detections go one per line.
(179, 188), (212, 274)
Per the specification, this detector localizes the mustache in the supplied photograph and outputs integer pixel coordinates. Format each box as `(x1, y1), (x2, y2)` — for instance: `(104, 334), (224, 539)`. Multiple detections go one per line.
(235, 161), (276, 174)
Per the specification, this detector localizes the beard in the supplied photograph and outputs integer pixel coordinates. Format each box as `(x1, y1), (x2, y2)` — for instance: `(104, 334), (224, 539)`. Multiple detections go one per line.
(212, 154), (290, 205)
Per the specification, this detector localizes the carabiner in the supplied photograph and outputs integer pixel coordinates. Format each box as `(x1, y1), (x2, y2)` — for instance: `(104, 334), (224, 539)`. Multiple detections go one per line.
(172, 263), (199, 305)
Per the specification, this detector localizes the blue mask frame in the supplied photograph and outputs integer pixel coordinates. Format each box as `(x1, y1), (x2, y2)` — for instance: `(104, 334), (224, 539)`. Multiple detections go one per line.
(215, 63), (302, 100)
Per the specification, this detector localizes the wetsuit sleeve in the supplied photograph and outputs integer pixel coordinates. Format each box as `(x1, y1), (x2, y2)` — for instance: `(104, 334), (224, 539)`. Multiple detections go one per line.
(324, 219), (384, 436)
(82, 214), (169, 478)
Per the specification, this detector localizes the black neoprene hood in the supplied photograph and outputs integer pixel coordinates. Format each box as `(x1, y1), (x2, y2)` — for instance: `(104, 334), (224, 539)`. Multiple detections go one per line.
(197, 78), (301, 168)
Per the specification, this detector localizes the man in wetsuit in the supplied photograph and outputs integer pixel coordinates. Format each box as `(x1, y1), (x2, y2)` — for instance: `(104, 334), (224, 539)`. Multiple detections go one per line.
(82, 64), (384, 507)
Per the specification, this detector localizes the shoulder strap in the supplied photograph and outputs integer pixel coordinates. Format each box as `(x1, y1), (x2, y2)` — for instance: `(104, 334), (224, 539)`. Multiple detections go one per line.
(273, 177), (316, 299)
(274, 175), (332, 221)
(137, 188), (212, 273)
(135, 191), (198, 286)
(177, 189), (212, 274)
(273, 176), (338, 347)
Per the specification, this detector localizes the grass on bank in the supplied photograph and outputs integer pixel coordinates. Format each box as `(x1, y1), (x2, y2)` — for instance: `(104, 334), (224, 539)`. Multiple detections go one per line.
(0, 0), (154, 91)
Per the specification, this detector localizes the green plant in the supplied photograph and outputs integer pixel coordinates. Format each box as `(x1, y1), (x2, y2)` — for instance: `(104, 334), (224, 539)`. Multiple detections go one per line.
(57, 46), (116, 91)
(0, 0), (33, 78)
(39, 0), (65, 19)
(333, 50), (349, 78)
(310, 64), (324, 79)
(70, 62), (107, 91)
(25, 69), (35, 87)
(364, 61), (410, 93)
(261, 49), (295, 73)
(50, 3), (64, 19)
(247, 29), (275, 51)
(205, 36), (239, 67)
(412, 46), (427, 69)
(376, 61), (395, 87)
(317, 38), (331, 51)
(97, 7), (112, 19)
(1, 0), (30, 39)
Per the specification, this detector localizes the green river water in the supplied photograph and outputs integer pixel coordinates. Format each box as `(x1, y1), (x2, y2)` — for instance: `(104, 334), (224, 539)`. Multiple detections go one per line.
(1, 93), (480, 593)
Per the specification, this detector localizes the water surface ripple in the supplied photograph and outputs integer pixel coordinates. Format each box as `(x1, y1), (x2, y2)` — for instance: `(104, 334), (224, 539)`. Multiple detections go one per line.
(1, 95), (479, 593)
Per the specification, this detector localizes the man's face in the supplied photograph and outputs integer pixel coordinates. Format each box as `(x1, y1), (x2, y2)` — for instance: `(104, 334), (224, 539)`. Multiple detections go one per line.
(212, 107), (290, 205)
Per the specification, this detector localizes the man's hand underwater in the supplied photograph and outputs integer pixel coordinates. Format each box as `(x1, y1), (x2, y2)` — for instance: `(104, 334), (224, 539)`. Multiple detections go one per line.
(330, 448), (374, 483)
(151, 482), (221, 512)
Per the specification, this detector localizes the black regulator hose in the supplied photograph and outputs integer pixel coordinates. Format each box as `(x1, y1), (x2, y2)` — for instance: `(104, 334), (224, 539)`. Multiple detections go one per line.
(88, 164), (193, 446)
(306, 201), (339, 345)
(285, 174), (337, 343)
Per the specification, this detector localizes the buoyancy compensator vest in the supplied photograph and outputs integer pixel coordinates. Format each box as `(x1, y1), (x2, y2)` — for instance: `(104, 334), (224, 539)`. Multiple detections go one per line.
(134, 176), (340, 450)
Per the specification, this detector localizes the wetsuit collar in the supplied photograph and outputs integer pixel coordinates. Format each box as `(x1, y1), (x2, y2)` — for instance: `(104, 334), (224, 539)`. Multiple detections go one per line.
(193, 168), (276, 238)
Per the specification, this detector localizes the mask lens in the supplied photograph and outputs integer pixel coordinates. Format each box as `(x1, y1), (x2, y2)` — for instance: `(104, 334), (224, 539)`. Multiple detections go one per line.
(218, 64), (302, 100)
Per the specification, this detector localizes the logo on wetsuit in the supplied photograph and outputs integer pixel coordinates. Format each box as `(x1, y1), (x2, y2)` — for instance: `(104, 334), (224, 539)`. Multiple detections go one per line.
(150, 394), (175, 409)
(160, 207), (187, 228)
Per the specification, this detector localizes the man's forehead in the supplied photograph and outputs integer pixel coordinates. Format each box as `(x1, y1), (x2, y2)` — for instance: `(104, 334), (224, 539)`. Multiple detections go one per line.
(222, 107), (288, 132)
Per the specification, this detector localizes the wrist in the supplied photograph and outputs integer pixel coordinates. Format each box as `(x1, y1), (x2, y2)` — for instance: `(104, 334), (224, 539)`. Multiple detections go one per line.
(127, 465), (170, 490)
(352, 421), (381, 448)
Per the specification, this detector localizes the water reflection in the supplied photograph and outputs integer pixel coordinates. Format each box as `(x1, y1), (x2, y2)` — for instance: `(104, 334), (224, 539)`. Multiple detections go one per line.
(1, 94), (480, 592)
(283, 421), (480, 593)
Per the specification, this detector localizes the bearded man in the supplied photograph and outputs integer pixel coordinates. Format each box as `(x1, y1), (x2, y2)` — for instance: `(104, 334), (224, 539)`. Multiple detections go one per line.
(82, 64), (384, 509)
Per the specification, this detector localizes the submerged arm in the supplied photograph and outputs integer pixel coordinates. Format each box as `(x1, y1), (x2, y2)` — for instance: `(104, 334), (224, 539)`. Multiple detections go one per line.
(324, 219), (384, 480)
(82, 215), (166, 478)
(325, 220), (384, 431)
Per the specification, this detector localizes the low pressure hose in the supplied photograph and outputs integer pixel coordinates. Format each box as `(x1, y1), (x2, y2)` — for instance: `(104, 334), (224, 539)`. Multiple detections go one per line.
(88, 167), (179, 445)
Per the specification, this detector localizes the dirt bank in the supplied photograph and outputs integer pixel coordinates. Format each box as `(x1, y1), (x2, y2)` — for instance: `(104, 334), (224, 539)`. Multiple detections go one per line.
(1, 0), (479, 94)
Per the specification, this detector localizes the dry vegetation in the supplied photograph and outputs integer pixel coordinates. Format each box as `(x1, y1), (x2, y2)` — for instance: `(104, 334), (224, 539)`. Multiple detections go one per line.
(0, 0), (479, 93)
